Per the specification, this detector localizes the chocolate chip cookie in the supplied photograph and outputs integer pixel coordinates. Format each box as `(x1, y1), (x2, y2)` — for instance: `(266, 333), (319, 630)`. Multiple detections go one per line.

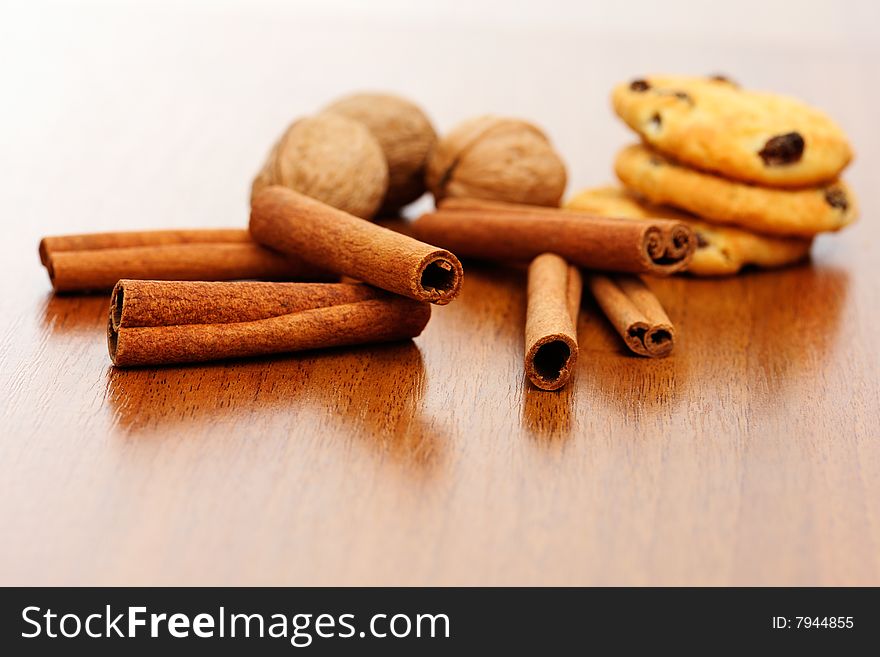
(566, 186), (813, 276)
(612, 75), (853, 187)
(614, 144), (857, 237)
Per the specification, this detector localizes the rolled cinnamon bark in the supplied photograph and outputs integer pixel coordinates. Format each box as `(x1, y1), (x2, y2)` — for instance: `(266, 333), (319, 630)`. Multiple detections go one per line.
(39, 228), (250, 266)
(525, 253), (582, 390)
(250, 186), (463, 305)
(40, 228), (329, 292)
(587, 274), (674, 357)
(108, 280), (431, 367)
(414, 198), (694, 275)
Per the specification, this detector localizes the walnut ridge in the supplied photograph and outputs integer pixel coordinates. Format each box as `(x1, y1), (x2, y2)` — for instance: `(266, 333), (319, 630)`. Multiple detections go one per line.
(425, 116), (567, 207)
(251, 113), (389, 219)
(324, 92), (437, 213)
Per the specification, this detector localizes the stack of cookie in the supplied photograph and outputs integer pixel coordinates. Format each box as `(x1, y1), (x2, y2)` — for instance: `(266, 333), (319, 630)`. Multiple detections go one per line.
(568, 75), (857, 276)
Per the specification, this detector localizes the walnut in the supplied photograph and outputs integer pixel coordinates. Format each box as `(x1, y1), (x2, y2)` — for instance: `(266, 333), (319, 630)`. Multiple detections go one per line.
(426, 116), (567, 207)
(324, 93), (437, 213)
(251, 113), (388, 219)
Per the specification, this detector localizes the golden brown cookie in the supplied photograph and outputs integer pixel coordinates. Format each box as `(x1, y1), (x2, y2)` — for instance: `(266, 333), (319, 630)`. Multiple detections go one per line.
(565, 186), (813, 276)
(614, 144), (857, 237)
(612, 75), (853, 187)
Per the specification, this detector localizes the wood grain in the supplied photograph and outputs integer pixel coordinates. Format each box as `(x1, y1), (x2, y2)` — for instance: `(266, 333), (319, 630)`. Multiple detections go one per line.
(1, 2), (878, 586)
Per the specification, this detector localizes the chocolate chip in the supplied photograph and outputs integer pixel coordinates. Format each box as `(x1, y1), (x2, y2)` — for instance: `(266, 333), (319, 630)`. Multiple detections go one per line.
(630, 79), (650, 92)
(652, 89), (694, 107)
(709, 74), (737, 86)
(758, 132), (805, 166)
(695, 232), (709, 248)
(657, 89), (692, 102)
(824, 187), (848, 211)
(649, 112), (662, 131)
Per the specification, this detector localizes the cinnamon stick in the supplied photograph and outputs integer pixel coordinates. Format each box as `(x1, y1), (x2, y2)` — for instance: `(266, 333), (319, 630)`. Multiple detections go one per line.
(40, 228), (329, 292)
(587, 274), (675, 357)
(39, 228), (250, 266)
(525, 253), (582, 390)
(108, 280), (431, 367)
(413, 197), (694, 275)
(250, 186), (463, 305)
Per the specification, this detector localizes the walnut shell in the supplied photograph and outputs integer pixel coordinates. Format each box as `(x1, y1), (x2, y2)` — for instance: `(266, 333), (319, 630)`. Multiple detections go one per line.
(324, 93), (437, 213)
(426, 116), (567, 207)
(251, 113), (388, 219)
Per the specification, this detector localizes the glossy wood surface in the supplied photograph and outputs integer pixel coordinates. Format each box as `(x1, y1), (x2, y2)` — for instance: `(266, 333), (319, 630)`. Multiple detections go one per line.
(1, 2), (878, 585)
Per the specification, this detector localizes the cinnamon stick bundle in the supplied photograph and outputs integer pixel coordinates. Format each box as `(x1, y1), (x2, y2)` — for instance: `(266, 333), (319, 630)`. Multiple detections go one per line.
(587, 274), (675, 357)
(40, 228), (328, 292)
(413, 197), (695, 275)
(525, 254), (583, 390)
(250, 186), (463, 305)
(39, 228), (249, 264)
(108, 280), (431, 367)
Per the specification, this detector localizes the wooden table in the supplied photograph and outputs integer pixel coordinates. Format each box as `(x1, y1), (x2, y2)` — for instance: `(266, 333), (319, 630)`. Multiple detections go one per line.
(1, 3), (878, 586)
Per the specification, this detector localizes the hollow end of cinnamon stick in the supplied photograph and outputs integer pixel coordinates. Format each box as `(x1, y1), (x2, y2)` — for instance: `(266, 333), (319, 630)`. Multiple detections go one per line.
(625, 322), (675, 358)
(667, 224), (694, 260)
(38, 239), (51, 267)
(415, 252), (463, 305)
(642, 223), (695, 272)
(525, 333), (578, 391)
(588, 273), (676, 358)
(107, 283), (124, 363)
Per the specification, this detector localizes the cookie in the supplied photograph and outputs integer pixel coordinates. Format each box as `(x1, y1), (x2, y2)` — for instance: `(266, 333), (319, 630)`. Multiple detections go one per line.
(565, 186), (813, 276)
(614, 144), (857, 237)
(612, 75), (853, 187)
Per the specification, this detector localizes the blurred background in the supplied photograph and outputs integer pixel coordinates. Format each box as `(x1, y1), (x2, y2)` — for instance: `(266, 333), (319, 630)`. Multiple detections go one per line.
(2, 0), (877, 236)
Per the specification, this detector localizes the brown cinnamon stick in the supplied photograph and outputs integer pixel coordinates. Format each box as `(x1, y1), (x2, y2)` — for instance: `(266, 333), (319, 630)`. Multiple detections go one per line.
(525, 253), (582, 390)
(587, 274), (675, 357)
(40, 228), (329, 292)
(250, 186), (463, 305)
(414, 197), (694, 275)
(39, 228), (250, 266)
(108, 280), (431, 367)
